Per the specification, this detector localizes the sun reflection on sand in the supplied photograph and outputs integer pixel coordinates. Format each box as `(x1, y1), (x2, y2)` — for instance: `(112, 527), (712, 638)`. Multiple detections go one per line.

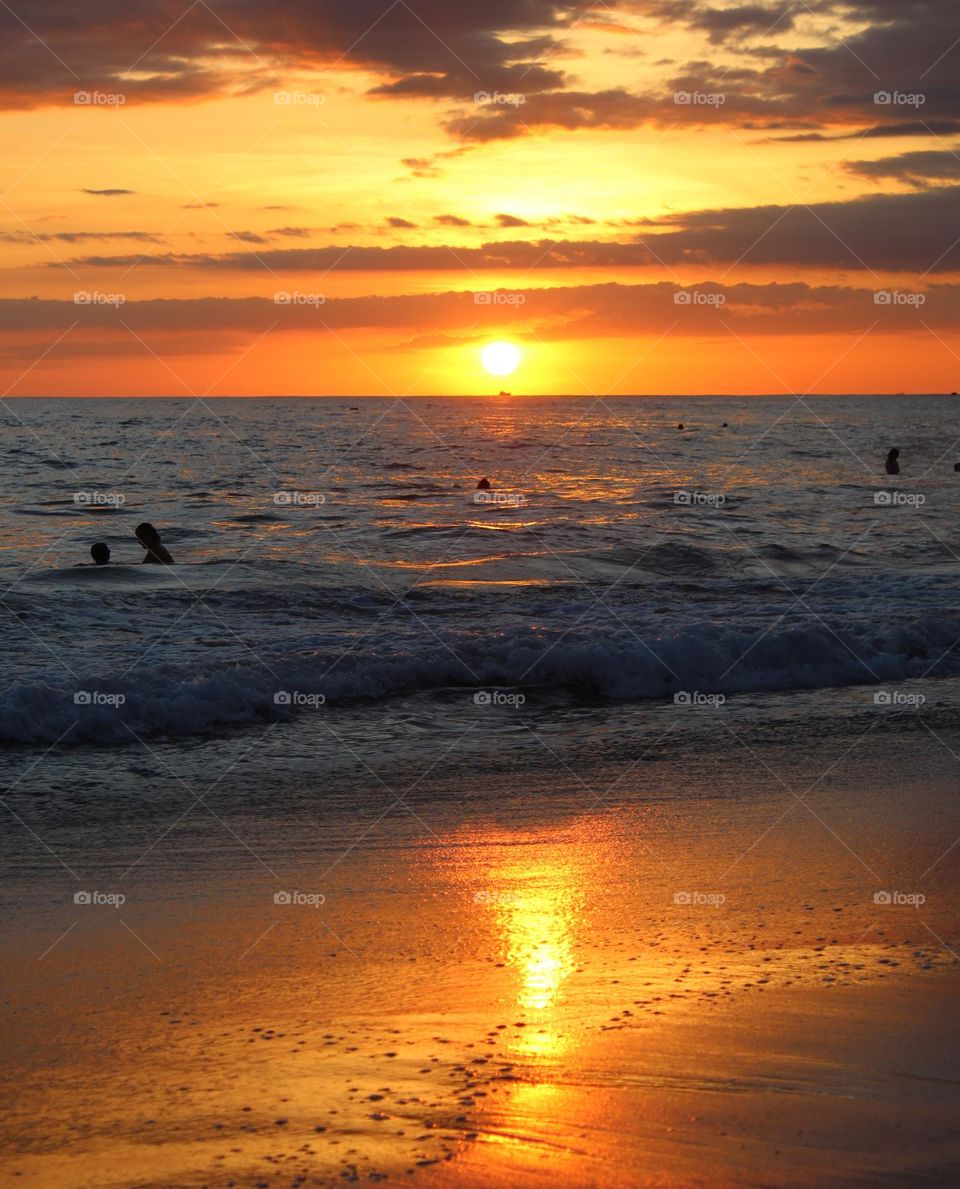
(467, 828), (591, 1058)
(497, 888), (575, 1012)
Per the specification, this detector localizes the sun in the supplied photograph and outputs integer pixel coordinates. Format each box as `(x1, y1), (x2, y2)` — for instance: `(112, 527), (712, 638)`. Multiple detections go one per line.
(481, 341), (522, 377)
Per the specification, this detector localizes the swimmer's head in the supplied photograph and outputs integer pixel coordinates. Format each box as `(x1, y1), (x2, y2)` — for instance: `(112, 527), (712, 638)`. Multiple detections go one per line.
(476, 477), (491, 490)
(135, 522), (160, 547)
(887, 448), (900, 459)
(90, 542), (110, 565)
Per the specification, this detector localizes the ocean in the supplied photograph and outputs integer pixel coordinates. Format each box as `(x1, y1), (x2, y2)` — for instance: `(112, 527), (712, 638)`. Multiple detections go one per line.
(3, 394), (958, 744)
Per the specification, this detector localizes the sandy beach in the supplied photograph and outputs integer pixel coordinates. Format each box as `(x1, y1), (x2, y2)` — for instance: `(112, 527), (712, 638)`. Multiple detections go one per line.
(3, 702), (957, 1187)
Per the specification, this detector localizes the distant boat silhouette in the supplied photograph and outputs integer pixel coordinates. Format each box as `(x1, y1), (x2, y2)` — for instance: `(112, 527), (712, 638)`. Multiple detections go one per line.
(499, 390), (511, 396)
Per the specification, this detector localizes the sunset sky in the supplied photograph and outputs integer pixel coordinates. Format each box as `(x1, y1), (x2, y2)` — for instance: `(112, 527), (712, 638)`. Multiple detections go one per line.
(3, 0), (960, 395)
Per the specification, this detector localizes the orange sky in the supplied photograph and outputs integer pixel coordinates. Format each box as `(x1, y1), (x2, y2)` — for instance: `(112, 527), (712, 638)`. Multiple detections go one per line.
(2, 1), (960, 394)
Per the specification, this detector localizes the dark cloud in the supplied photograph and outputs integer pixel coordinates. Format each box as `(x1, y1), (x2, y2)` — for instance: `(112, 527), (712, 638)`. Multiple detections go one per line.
(445, 88), (665, 141)
(54, 187), (960, 274)
(770, 121), (960, 143)
(2, 282), (955, 347)
(443, 1), (960, 141)
(495, 213), (531, 227)
(0, 229), (163, 243)
(386, 217), (417, 229)
(0, 0), (586, 109)
(80, 188), (134, 196)
(3, 0), (960, 158)
(401, 157), (441, 178)
(227, 230), (269, 244)
(847, 147), (960, 185)
(434, 214), (472, 226)
(689, 3), (798, 46)
(642, 186), (960, 274)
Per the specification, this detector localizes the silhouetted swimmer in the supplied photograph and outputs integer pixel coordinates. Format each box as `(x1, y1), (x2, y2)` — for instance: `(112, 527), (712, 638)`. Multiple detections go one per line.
(721, 422), (728, 428)
(954, 462), (960, 472)
(90, 542), (110, 566)
(136, 522), (174, 564)
(677, 423), (684, 430)
(885, 448), (900, 476)
(476, 477), (491, 490)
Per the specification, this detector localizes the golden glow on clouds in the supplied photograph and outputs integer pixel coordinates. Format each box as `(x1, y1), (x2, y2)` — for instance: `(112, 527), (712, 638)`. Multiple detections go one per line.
(0, 5), (957, 393)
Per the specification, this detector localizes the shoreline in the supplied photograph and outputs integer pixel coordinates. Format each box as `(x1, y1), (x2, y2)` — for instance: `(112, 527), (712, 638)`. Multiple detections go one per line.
(2, 713), (958, 1187)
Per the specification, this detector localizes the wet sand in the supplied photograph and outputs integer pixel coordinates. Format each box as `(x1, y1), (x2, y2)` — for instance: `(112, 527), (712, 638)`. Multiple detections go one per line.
(2, 728), (958, 1187)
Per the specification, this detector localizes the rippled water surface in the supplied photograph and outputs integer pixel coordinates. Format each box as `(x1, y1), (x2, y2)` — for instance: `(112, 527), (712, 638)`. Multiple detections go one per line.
(2, 395), (959, 750)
